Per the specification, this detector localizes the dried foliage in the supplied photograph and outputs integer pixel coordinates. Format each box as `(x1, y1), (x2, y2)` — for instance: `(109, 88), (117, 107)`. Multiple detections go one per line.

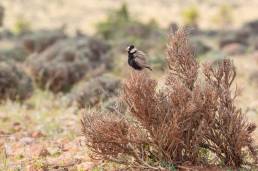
(70, 74), (121, 108)
(81, 111), (156, 170)
(21, 29), (66, 53)
(82, 29), (258, 170)
(26, 36), (112, 93)
(102, 96), (127, 114)
(0, 5), (4, 27)
(0, 45), (28, 62)
(167, 29), (199, 90)
(0, 61), (33, 101)
(202, 60), (257, 167)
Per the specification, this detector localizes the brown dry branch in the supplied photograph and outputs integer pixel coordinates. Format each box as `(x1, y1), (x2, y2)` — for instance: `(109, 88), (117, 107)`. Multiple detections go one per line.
(81, 111), (160, 170)
(82, 28), (258, 170)
(202, 59), (258, 168)
(166, 29), (199, 90)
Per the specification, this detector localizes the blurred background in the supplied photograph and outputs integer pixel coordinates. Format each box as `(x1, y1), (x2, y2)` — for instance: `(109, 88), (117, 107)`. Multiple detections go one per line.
(1, 0), (258, 170)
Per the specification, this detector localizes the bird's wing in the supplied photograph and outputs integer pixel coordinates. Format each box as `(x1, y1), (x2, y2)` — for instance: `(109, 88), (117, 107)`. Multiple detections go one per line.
(134, 50), (148, 65)
(134, 50), (147, 61)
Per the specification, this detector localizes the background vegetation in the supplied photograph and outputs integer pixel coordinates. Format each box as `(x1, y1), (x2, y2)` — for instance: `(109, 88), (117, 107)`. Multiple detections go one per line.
(1, 0), (258, 170)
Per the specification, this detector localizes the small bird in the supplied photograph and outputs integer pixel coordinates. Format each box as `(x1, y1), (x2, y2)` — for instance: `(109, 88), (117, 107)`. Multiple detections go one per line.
(127, 45), (152, 71)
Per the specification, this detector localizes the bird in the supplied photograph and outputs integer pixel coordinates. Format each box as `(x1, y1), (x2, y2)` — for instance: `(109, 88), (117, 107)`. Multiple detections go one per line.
(127, 45), (152, 71)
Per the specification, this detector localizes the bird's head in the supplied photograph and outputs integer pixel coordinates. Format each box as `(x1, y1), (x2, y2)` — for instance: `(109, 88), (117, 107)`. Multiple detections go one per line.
(127, 45), (136, 54)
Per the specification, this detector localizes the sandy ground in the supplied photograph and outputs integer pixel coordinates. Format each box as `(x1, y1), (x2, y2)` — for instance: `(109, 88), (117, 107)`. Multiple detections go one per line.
(1, 0), (258, 34)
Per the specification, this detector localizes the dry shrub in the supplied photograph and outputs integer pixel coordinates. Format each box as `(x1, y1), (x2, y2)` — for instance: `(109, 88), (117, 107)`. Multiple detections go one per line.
(0, 5), (4, 27)
(0, 29), (65, 62)
(202, 60), (257, 167)
(26, 36), (112, 93)
(166, 29), (199, 90)
(0, 61), (33, 101)
(21, 29), (66, 53)
(0, 45), (28, 62)
(102, 96), (127, 114)
(82, 29), (258, 170)
(70, 74), (121, 108)
(81, 111), (155, 169)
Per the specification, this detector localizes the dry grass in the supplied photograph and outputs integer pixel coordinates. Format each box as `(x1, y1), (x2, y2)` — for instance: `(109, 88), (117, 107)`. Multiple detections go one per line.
(0, 89), (88, 170)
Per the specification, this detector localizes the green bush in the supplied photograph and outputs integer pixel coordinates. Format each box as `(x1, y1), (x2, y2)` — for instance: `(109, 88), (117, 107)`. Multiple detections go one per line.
(212, 4), (233, 27)
(181, 6), (199, 26)
(0, 46), (28, 62)
(95, 3), (164, 49)
(0, 5), (4, 27)
(96, 3), (130, 40)
(13, 16), (31, 34)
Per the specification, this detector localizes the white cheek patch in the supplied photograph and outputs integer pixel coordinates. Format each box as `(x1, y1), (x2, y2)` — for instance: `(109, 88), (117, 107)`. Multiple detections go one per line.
(130, 48), (137, 53)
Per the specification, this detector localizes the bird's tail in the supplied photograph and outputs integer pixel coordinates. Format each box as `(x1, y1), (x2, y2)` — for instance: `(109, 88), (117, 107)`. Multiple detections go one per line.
(145, 66), (152, 71)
